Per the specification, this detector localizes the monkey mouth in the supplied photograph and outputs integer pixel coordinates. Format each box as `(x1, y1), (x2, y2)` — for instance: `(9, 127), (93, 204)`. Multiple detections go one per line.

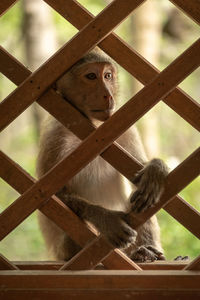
(91, 109), (112, 113)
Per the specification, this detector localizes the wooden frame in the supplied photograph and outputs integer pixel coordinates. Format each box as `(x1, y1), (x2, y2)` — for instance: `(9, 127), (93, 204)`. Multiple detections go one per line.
(0, 0), (200, 298)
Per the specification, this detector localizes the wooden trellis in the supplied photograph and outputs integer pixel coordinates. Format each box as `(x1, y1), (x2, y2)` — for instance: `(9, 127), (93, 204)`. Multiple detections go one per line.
(0, 0), (200, 298)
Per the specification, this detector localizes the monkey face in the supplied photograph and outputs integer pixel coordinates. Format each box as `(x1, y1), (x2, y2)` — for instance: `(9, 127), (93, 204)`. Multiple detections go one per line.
(56, 61), (118, 122)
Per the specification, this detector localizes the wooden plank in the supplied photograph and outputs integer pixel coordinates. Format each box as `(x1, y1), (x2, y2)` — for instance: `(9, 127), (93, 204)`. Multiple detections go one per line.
(0, 48), (200, 240)
(0, 254), (18, 270)
(0, 270), (200, 289)
(170, 0), (200, 25)
(1, 289), (200, 300)
(0, 38), (199, 243)
(164, 196), (200, 239)
(0, 151), (139, 270)
(184, 255), (200, 270)
(0, 0), (146, 131)
(44, 0), (200, 131)
(13, 261), (187, 270)
(0, 0), (17, 17)
(0, 46), (31, 84)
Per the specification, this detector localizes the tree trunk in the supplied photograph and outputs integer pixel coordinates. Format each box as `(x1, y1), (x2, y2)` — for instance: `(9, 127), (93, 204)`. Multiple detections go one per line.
(22, 0), (58, 141)
(130, 0), (162, 158)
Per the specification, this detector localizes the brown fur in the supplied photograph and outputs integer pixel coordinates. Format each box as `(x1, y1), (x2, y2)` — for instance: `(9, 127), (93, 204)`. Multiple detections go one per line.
(37, 49), (168, 262)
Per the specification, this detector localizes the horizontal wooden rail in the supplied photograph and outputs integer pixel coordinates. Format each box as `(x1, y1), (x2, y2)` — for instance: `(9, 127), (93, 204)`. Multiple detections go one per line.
(0, 39), (199, 245)
(0, 0), (146, 131)
(11, 261), (188, 271)
(1, 46), (199, 239)
(44, 0), (200, 131)
(0, 270), (200, 289)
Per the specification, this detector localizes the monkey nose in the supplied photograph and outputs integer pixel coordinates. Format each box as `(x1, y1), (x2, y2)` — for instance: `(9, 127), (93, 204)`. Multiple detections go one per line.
(104, 95), (114, 109)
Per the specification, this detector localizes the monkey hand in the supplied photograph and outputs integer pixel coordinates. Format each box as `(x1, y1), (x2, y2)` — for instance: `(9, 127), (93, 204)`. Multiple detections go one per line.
(64, 195), (137, 249)
(97, 209), (137, 249)
(130, 159), (168, 213)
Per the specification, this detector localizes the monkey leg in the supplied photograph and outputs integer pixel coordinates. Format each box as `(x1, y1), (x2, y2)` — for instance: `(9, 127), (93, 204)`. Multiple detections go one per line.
(61, 193), (137, 249)
(130, 158), (169, 213)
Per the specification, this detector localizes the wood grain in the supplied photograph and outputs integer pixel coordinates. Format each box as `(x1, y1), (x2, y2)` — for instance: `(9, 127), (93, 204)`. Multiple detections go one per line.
(0, 0), (17, 17)
(12, 260), (187, 271)
(184, 255), (200, 270)
(170, 0), (200, 25)
(0, 270), (200, 289)
(1, 289), (200, 300)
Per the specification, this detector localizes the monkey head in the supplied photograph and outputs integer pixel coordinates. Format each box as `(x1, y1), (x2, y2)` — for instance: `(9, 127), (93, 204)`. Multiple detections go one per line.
(56, 49), (118, 122)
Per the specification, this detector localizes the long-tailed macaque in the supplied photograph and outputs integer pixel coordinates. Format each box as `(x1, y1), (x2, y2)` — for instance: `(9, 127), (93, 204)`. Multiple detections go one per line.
(37, 48), (168, 262)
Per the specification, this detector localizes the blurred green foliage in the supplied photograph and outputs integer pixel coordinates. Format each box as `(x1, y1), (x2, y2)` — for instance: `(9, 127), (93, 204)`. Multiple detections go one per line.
(0, 0), (199, 261)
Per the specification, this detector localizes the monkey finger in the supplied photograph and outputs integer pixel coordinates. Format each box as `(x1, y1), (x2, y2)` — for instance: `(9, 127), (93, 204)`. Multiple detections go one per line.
(132, 169), (145, 185)
(146, 246), (166, 261)
(131, 196), (151, 213)
(130, 190), (142, 203)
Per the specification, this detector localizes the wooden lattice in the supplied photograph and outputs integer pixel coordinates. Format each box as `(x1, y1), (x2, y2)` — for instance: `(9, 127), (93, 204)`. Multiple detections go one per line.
(0, 0), (200, 298)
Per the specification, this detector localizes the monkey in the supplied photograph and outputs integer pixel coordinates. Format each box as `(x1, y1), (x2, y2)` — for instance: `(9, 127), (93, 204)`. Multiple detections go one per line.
(37, 48), (168, 262)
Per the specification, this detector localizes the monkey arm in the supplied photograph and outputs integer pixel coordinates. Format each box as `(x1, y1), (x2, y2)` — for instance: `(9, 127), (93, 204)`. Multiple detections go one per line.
(59, 193), (137, 249)
(130, 158), (169, 213)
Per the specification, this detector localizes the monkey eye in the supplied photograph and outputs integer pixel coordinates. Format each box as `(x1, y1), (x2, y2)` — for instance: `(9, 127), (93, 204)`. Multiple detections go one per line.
(105, 72), (113, 80)
(86, 73), (97, 80)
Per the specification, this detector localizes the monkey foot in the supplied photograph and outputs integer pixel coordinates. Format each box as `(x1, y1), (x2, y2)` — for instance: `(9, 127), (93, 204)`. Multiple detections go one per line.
(131, 245), (165, 262)
(174, 255), (189, 261)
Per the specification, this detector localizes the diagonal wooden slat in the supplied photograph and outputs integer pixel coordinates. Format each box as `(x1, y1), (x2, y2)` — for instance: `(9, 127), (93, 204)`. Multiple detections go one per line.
(0, 38), (199, 242)
(60, 148), (200, 270)
(0, 254), (18, 270)
(0, 0), (146, 131)
(0, 151), (140, 270)
(0, 0), (17, 17)
(170, 0), (200, 25)
(184, 255), (200, 270)
(44, 0), (200, 131)
(1, 47), (199, 240)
